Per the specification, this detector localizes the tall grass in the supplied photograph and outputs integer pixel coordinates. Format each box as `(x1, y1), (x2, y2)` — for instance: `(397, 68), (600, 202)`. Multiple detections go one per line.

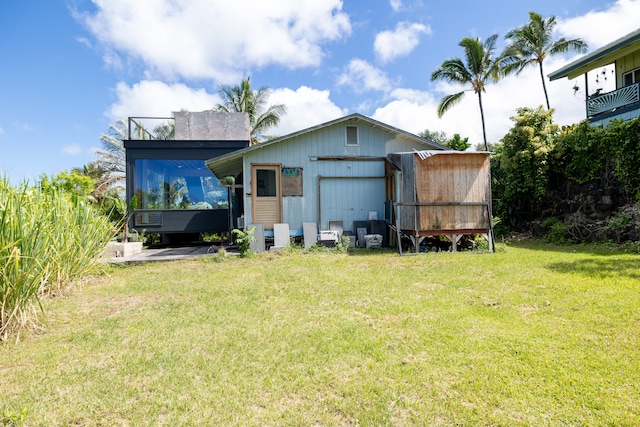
(0, 179), (114, 341)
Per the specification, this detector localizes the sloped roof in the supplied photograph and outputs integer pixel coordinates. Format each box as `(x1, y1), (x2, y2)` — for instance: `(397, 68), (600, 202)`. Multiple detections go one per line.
(205, 113), (447, 178)
(548, 28), (640, 81)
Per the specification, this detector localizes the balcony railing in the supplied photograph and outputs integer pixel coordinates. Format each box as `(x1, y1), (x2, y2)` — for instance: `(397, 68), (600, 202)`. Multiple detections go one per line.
(587, 83), (640, 118)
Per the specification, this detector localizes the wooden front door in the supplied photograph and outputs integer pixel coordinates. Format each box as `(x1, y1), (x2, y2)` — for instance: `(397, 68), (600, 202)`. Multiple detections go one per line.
(251, 164), (282, 228)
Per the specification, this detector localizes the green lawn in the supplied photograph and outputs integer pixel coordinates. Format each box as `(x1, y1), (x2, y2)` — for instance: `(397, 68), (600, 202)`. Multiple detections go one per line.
(1, 242), (639, 426)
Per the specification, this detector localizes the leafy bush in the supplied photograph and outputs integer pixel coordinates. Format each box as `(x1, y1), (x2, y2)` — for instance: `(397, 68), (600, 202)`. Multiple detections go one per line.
(232, 227), (256, 257)
(553, 117), (640, 203)
(496, 106), (559, 227)
(541, 216), (569, 244)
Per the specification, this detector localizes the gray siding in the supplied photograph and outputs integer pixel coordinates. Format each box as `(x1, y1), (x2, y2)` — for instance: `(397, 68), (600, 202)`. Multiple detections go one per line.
(241, 117), (438, 234)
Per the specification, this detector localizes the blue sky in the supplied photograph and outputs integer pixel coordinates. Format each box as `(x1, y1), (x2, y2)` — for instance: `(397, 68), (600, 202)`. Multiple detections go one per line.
(1, 0), (638, 183)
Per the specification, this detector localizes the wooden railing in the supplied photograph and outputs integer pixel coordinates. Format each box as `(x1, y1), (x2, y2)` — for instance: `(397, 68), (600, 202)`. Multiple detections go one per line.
(587, 83), (640, 117)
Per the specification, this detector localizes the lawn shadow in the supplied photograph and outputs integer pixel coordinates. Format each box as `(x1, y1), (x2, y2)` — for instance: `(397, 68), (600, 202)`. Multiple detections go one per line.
(546, 258), (640, 280)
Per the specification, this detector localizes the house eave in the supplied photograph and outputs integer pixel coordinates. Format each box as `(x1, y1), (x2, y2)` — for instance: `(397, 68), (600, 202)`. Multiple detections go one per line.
(548, 28), (640, 81)
(204, 113), (448, 179)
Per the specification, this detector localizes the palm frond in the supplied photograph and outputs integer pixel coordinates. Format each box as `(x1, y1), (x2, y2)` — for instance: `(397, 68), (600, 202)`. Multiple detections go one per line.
(437, 92), (465, 117)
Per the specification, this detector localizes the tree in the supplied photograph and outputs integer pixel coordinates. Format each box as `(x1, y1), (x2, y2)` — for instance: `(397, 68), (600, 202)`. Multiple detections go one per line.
(93, 119), (128, 197)
(213, 77), (287, 145)
(431, 35), (502, 151)
(418, 129), (448, 145)
(498, 106), (559, 227)
(419, 129), (470, 151)
(446, 134), (470, 151)
(503, 11), (587, 110)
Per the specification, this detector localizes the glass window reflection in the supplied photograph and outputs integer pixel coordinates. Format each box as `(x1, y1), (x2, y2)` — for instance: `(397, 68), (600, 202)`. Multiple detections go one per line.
(133, 159), (227, 210)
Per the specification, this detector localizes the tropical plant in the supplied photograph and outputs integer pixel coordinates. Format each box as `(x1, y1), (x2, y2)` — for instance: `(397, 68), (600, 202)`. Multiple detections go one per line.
(232, 226), (256, 257)
(431, 35), (503, 151)
(497, 106), (559, 227)
(503, 11), (587, 110)
(213, 77), (287, 145)
(0, 179), (114, 341)
(93, 119), (128, 198)
(446, 133), (471, 151)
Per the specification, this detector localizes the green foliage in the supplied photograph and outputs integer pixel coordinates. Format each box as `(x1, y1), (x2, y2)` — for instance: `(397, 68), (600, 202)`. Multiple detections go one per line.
(431, 34), (502, 150)
(496, 106), (559, 227)
(213, 77), (287, 145)
(541, 216), (569, 244)
(1, 406), (27, 426)
(502, 11), (587, 109)
(419, 130), (470, 151)
(446, 133), (471, 151)
(39, 170), (95, 200)
(2, 244), (640, 424)
(418, 129), (448, 145)
(0, 179), (114, 341)
(232, 227), (256, 257)
(553, 117), (640, 202)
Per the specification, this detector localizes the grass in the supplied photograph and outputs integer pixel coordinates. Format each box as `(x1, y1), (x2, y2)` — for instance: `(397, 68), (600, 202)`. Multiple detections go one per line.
(0, 180), (114, 340)
(1, 241), (639, 426)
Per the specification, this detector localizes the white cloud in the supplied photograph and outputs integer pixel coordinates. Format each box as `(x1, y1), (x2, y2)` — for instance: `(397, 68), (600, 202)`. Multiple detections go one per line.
(79, 0), (352, 82)
(106, 80), (346, 140)
(62, 144), (83, 155)
(337, 59), (393, 93)
(374, 22), (431, 63)
(372, 57), (585, 149)
(390, 0), (402, 12)
(556, 0), (640, 49)
(106, 80), (221, 121)
(269, 86), (346, 136)
(0, 126), (4, 135)
(373, 0), (638, 148)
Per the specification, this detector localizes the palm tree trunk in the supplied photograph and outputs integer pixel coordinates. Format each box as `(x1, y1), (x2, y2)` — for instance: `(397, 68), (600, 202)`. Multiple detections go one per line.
(539, 62), (550, 110)
(477, 91), (488, 151)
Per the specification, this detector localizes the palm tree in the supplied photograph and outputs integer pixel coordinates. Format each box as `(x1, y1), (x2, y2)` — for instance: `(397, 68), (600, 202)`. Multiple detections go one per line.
(213, 77), (287, 145)
(503, 11), (587, 110)
(93, 119), (128, 197)
(431, 34), (502, 151)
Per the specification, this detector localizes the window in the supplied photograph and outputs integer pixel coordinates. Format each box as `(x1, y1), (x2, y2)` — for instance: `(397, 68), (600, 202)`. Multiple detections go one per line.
(133, 159), (227, 210)
(346, 125), (358, 146)
(256, 169), (277, 197)
(623, 68), (640, 86)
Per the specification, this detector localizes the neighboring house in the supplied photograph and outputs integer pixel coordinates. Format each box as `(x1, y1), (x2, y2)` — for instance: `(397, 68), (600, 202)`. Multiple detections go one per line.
(124, 112), (250, 242)
(549, 28), (640, 126)
(205, 113), (447, 238)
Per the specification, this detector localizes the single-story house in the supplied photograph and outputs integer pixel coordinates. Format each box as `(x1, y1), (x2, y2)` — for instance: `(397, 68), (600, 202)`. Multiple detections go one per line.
(548, 27), (640, 126)
(204, 113), (447, 242)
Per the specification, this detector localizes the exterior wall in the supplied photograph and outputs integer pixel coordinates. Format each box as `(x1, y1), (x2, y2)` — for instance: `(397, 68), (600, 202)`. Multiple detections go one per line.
(125, 140), (248, 235)
(592, 108), (640, 127)
(242, 120), (423, 233)
(616, 51), (640, 87)
(392, 152), (491, 234)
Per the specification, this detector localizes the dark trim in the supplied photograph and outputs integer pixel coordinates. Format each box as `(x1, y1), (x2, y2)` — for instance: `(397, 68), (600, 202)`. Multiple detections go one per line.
(124, 140), (248, 149)
(316, 156), (386, 161)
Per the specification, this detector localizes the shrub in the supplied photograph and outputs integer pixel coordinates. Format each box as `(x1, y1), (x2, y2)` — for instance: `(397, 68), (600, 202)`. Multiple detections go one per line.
(232, 227), (256, 257)
(541, 216), (569, 244)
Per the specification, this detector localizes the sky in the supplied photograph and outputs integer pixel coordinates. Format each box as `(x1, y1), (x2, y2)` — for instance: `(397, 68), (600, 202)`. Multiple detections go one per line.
(1, 0), (639, 183)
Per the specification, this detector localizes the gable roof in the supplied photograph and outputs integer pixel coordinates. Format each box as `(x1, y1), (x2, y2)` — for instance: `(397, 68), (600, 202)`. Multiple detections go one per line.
(548, 27), (640, 81)
(205, 113), (447, 178)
